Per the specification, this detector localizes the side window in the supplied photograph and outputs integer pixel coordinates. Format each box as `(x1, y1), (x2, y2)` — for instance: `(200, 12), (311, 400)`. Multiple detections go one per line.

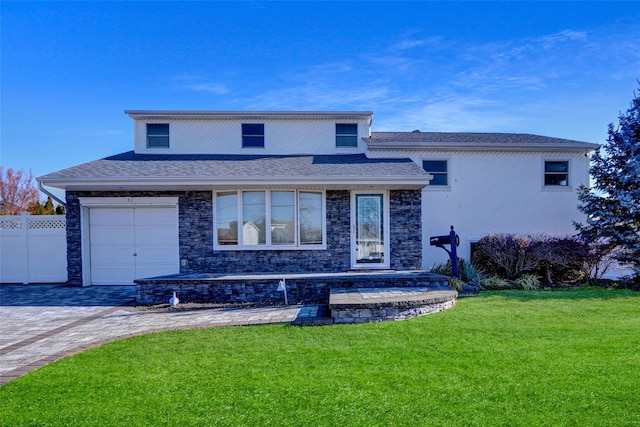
(336, 124), (358, 147)
(147, 123), (169, 148)
(242, 124), (265, 148)
(422, 160), (448, 186)
(470, 241), (479, 262)
(544, 161), (569, 186)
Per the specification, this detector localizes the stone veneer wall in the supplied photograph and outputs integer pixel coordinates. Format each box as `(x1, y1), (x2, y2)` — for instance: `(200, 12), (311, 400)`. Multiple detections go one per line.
(66, 189), (422, 286)
(390, 190), (422, 270)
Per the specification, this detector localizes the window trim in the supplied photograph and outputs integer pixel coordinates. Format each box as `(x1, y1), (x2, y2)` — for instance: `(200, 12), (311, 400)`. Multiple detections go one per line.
(213, 189), (327, 251)
(146, 123), (170, 149)
(242, 123), (265, 148)
(543, 158), (571, 189)
(335, 123), (358, 148)
(421, 158), (451, 189)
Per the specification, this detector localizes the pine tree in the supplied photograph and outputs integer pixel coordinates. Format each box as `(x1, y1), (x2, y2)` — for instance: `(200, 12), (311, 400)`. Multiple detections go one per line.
(43, 196), (55, 215)
(577, 84), (640, 276)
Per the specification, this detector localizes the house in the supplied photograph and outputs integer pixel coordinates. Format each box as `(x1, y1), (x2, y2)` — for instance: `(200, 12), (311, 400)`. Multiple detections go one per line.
(37, 110), (598, 287)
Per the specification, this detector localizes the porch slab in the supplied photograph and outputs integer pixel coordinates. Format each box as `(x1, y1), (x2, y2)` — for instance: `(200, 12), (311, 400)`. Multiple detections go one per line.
(329, 287), (457, 324)
(136, 270), (451, 306)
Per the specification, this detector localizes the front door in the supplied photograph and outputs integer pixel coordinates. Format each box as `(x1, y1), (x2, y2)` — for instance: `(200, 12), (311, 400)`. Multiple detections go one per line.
(351, 192), (389, 269)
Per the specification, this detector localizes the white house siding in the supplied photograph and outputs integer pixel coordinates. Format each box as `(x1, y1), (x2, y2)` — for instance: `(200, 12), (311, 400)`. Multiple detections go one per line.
(133, 118), (371, 155)
(368, 149), (591, 267)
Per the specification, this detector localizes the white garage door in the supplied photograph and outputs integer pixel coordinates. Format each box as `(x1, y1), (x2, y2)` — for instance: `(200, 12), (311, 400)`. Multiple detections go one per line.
(89, 207), (179, 285)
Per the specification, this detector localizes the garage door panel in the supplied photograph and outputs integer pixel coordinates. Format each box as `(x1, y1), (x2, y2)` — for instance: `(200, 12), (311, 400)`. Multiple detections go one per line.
(135, 225), (178, 246)
(90, 208), (134, 226)
(136, 245), (178, 263)
(90, 225), (135, 246)
(92, 266), (136, 285)
(91, 246), (135, 266)
(135, 208), (177, 225)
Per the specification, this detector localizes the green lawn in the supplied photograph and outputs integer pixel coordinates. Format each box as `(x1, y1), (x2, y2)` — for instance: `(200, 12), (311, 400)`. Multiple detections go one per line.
(2, 288), (639, 426)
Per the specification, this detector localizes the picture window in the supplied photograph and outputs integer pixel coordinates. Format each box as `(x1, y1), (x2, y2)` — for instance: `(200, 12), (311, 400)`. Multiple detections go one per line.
(215, 190), (324, 249)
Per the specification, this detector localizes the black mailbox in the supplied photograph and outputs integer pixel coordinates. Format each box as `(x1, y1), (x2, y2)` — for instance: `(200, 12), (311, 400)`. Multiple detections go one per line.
(430, 233), (460, 247)
(430, 235), (451, 246)
(430, 226), (460, 278)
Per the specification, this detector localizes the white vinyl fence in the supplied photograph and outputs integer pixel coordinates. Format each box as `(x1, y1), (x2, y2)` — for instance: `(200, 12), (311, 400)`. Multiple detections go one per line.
(0, 213), (67, 284)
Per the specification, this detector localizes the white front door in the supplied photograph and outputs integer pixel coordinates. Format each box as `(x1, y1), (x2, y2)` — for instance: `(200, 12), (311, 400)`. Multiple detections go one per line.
(89, 207), (179, 285)
(351, 191), (390, 269)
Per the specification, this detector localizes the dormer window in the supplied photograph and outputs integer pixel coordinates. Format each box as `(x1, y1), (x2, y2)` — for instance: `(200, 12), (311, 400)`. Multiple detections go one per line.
(242, 124), (265, 148)
(147, 123), (169, 148)
(336, 124), (358, 147)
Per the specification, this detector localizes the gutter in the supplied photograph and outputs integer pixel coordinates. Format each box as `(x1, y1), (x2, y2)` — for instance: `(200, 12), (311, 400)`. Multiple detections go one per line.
(38, 180), (66, 208)
(366, 141), (600, 152)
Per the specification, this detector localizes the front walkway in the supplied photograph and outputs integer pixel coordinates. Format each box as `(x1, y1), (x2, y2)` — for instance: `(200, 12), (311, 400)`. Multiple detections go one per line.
(0, 284), (318, 386)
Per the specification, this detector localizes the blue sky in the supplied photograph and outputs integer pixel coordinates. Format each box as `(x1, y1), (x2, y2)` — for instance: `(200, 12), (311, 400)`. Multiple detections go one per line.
(2, 1), (639, 194)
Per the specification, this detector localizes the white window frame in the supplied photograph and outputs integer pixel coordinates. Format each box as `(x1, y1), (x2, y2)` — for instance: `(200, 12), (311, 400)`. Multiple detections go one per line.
(542, 158), (572, 190)
(213, 189), (327, 250)
(421, 157), (451, 190)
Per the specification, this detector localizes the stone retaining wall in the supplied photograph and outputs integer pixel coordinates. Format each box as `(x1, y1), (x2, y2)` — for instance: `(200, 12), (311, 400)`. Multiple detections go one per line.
(331, 299), (456, 324)
(136, 272), (450, 305)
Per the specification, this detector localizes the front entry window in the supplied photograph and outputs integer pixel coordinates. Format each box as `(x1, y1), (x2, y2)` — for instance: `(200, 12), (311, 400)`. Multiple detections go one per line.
(354, 193), (387, 266)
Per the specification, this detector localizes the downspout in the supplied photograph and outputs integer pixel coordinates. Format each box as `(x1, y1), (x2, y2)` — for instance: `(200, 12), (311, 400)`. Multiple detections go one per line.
(38, 180), (66, 208)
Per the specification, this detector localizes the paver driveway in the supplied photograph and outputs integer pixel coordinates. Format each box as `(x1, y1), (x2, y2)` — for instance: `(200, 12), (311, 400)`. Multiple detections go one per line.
(0, 284), (316, 385)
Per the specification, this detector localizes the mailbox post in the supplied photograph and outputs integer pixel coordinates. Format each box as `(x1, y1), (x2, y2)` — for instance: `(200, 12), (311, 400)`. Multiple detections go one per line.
(429, 225), (460, 278)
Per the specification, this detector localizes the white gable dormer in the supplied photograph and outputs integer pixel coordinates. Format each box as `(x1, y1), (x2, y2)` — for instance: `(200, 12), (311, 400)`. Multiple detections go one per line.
(126, 111), (373, 155)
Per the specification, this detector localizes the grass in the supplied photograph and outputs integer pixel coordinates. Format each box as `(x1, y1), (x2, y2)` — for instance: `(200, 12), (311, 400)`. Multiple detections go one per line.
(1, 287), (639, 426)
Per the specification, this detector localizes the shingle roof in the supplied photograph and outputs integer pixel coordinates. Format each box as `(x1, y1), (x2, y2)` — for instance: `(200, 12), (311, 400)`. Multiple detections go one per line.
(368, 131), (598, 151)
(38, 152), (430, 190)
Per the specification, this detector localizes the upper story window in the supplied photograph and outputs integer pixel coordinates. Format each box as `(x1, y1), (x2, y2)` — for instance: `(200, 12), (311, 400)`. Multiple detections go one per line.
(423, 160), (448, 186)
(544, 161), (569, 186)
(336, 124), (358, 147)
(147, 123), (169, 148)
(242, 124), (265, 148)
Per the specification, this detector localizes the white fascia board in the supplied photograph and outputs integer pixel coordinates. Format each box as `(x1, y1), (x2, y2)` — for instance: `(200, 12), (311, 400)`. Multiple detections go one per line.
(39, 176), (431, 191)
(367, 141), (600, 152)
(125, 110), (373, 121)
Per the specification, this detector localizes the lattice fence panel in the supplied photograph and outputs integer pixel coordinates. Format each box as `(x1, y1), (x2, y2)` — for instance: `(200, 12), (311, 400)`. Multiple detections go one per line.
(0, 217), (23, 229)
(29, 217), (66, 230)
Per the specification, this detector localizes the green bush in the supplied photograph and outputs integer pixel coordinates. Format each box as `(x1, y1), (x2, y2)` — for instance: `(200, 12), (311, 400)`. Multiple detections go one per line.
(480, 276), (511, 290)
(513, 274), (541, 290)
(428, 261), (452, 276)
(448, 277), (466, 292)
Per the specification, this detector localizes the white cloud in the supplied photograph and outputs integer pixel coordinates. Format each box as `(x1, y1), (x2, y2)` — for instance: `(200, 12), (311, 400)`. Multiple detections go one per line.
(375, 96), (523, 132)
(171, 75), (230, 95)
(185, 83), (230, 95)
